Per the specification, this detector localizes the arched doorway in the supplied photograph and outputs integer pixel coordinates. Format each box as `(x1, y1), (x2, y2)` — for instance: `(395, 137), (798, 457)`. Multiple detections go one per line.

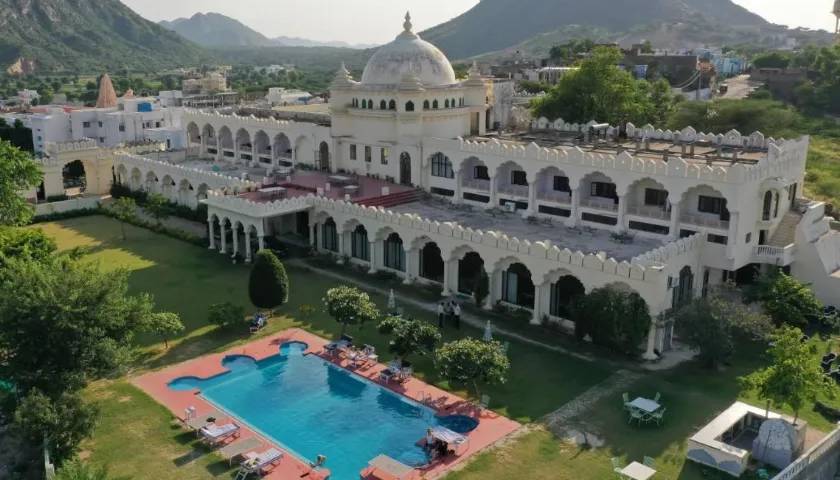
(458, 251), (485, 295)
(62, 160), (86, 197)
(399, 152), (412, 186)
(502, 263), (535, 308)
(383, 232), (405, 271)
(672, 266), (694, 310)
(419, 242), (444, 282)
(762, 191), (773, 221)
(318, 141), (330, 171)
(549, 275), (585, 318)
(322, 218), (338, 252)
(351, 225), (369, 261)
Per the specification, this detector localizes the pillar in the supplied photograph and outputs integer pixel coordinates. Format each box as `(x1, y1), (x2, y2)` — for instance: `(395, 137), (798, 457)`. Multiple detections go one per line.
(489, 174), (498, 208)
(336, 231), (346, 264)
(309, 223), (317, 248)
(484, 269), (498, 310)
(531, 282), (545, 325)
(525, 180), (537, 216)
(669, 201), (682, 240)
(726, 211), (739, 259)
(208, 219), (216, 250)
(615, 195), (627, 233)
(453, 169), (462, 205)
(441, 258), (456, 296)
(367, 240), (379, 274)
(403, 247), (418, 285)
(642, 321), (659, 361)
(231, 226), (239, 258)
(257, 232), (265, 251)
(566, 187), (580, 227)
(244, 229), (252, 263)
(219, 222), (227, 254)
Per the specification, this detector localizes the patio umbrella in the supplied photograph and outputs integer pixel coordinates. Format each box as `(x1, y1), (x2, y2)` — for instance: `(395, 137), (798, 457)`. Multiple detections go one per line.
(483, 321), (493, 342)
(388, 289), (396, 313)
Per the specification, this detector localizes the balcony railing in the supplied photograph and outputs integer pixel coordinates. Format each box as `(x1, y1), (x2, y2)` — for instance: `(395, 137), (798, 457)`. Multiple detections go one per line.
(580, 197), (618, 212)
(680, 213), (729, 230)
(627, 205), (671, 220)
(752, 244), (796, 266)
(498, 184), (529, 198)
(462, 179), (490, 191)
(238, 146), (252, 153)
(537, 191), (571, 205)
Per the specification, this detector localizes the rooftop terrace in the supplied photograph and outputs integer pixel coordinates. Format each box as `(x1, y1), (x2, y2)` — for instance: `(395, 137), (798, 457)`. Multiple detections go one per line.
(390, 198), (666, 261)
(237, 171), (417, 207)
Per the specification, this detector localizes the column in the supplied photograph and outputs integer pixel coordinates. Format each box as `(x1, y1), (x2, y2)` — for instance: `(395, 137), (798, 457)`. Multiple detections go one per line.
(336, 231), (346, 264)
(257, 230), (265, 251)
(566, 187), (580, 227)
(219, 222), (227, 254)
(669, 201), (681, 240)
(525, 181), (537, 217)
(403, 247), (418, 285)
(484, 269), (497, 310)
(453, 170), (462, 205)
(441, 258), (455, 296)
(207, 219), (216, 250)
(489, 174), (498, 208)
(309, 223), (317, 248)
(642, 320), (659, 361)
(244, 229), (252, 263)
(367, 240), (379, 274)
(531, 282), (545, 325)
(726, 211), (739, 259)
(231, 227), (239, 259)
(615, 195), (627, 233)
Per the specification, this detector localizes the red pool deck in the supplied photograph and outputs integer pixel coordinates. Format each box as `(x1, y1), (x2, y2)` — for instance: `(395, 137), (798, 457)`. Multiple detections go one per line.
(238, 172), (416, 206)
(132, 328), (520, 480)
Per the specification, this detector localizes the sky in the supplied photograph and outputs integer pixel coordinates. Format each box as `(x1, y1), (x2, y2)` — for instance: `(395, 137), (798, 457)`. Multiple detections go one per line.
(120, 0), (838, 45)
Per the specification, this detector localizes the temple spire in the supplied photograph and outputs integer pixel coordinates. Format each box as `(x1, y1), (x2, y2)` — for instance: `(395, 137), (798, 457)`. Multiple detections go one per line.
(403, 11), (413, 33)
(95, 73), (117, 108)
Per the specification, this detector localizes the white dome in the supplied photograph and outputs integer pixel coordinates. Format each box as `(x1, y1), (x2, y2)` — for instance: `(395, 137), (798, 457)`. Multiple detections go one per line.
(361, 13), (456, 88)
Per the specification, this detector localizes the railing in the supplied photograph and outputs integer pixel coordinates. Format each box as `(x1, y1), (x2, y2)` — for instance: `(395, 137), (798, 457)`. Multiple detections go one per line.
(772, 425), (840, 480)
(627, 205), (671, 220)
(580, 197), (618, 212)
(680, 213), (729, 230)
(462, 179), (490, 191)
(752, 244), (796, 265)
(238, 146), (252, 153)
(537, 191), (571, 204)
(498, 185), (529, 198)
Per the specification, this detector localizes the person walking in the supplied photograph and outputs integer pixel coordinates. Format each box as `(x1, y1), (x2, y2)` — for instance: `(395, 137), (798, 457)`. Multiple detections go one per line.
(437, 302), (445, 329)
(453, 302), (461, 329)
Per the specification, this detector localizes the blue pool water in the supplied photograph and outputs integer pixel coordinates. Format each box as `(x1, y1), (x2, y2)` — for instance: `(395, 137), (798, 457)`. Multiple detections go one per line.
(169, 342), (475, 479)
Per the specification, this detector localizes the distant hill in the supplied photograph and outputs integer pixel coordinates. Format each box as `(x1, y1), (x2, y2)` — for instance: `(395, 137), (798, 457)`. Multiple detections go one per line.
(159, 12), (275, 47)
(421, 0), (773, 59)
(272, 36), (378, 50)
(0, 0), (212, 74)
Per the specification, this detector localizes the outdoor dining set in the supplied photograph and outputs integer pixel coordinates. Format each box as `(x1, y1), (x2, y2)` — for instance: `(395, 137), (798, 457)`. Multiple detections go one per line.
(612, 456), (657, 480)
(323, 334), (380, 369)
(623, 392), (666, 426)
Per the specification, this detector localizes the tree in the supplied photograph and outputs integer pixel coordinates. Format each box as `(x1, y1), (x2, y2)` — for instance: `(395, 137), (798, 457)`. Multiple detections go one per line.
(667, 99), (802, 138)
(531, 46), (675, 126)
(144, 193), (169, 226)
(208, 302), (246, 329)
(248, 250), (289, 312)
(675, 286), (772, 368)
(571, 286), (650, 355)
(741, 326), (835, 424)
(323, 285), (380, 335)
(0, 256), (169, 396)
(377, 316), (441, 364)
(473, 269), (489, 307)
(752, 51), (792, 69)
(14, 390), (98, 465)
(144, 312), (184, 349)
(109, 197), (136, 241)
(55, 458), (111, 480)
(0, 140), (42, 226)
(435, 338), (509, 398)
(0, 226), (56, 265)
(746, 270), (822, 327)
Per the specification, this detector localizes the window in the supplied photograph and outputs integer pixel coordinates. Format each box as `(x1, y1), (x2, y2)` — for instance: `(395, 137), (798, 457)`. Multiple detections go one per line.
(118, 124), (125, 132)
(380, 148), (389, 165)
(364, 146), (372, 163)
(405, 101), (414, 112)
(350, 144), (357, 160)
(698, 195), (729, 219)
(99, 137), (105, 143)
(451, 98), (456, 108)
(383, 233), (405, 271)
(511, 170), (528, 186)
(430, 187), (454, 197)
(82, 121), (91, 128)
(552, 176), (570, 192)
(590, 182), (617, 200)
(388, 100), (396, 110)
(423, 100), (430, 110)
(351, 227), (369, 260)
(322, 220), (338, 252)
(538, 205), (571, 217)
(644, 188), (668, 207)
(474, 165), (489, 180)
(445, 99), (450, 108)
(433, 100), (439, 109)
(745, 232), (752, 243)
(380, 100), (387, 110)
(98, 121), (103, 127)
(368, 99), (373, 109)
(463, 192), (490, 203)
(361, 99), (367, 109)
(430, 153), (453, 178)
(707, 234), (728, 244)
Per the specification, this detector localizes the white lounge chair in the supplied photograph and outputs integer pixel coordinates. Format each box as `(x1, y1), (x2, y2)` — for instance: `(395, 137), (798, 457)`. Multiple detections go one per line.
(240, 448), (284, 476)
(200, 423), (240, 446)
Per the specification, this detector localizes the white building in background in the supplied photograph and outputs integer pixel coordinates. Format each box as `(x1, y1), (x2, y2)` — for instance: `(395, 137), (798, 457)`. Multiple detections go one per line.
(265, 88), (319, 106)
(51, 13), (840, 361)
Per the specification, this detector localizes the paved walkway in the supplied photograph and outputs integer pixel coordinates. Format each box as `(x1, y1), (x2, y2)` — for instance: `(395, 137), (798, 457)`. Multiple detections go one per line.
(543, 369), (642, 433)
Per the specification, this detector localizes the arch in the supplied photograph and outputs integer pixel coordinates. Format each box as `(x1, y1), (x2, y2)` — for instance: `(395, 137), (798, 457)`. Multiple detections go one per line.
(218, 126), (233, 156)
(389, 99), (396, 110)
(321, 217), (338, 252)
(445, 99), (450, 108)
(367, 99), (373, 109)
(130, 167), (142, 190)
(500, 261), (535, 308)
(380, 99), (387, 110)
(399, 152), (412, 185)
(419, 241), (444, 282)
(318, 141), (330, 171)
(626, 177), (670, 216)
(362, 99), (367, 109)
(350, 224), (370, 261)
(457, 250), (485, 295)
(186, 122), (200, 145)
(196, 183), (209, 201)
(383, 232), (405, 271)
(429, 152), (453, 179)
(201, 124), (215, 142)
(432, 99), (439, 109)
(116, 164), (128, 185)
(273, 133), (292, 163)
(534, 165), (571, 201)
(672, 266), (694, 309)
(405, 101), (414, 112)
(423, 100), (430, 110)
(580, 171), (618, 206)
(548, 274), (585, 318)
(160, 174), (175, 199)
(177, 179), (193, 206)
(235, 128), (251, 150)
(61, 159), (87, 196)
(680, 184), (731, 225)
(762, 190), (773, 221)
(253, 130), (271, 163)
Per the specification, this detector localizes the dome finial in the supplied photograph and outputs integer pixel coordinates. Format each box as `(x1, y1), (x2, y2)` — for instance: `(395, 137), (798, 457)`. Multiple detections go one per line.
(403, 11), (413, 33)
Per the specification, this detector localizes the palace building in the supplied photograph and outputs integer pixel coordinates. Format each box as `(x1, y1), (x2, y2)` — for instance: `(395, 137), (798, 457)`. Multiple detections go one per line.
(37, 13), (840, 360)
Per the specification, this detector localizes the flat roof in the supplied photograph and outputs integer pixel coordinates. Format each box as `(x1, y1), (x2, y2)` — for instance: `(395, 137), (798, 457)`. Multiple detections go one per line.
(390, 198), (665, 261)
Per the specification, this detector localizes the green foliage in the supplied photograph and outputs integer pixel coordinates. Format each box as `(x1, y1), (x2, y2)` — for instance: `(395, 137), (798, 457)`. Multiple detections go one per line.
(667, 99), (803, 137)
(548, 39), (595, 64)
(531, 47), (676, 126)
(746, 270), (822, 327)
(435, 338), (510, 397)
(14, 390), (98, 465)
(55, 458), (111, 480)
(144, 193), (169, 225)
(143, 312), (184, 349)
(377, 316), (441, 362)
(109, 197), (136, 241)
(0, 140), (42, 226)
(207, 302), (246, 329)
(518, 80), (551, 94)
(741, 326), (836, 423)
(248, 250), (289, 310)
(473, 269), (490, 307)
(675, 286), (772, 368)
(0, 226), (56, 265)
(751, 51), (792, 69)
(0, 256), (167, 396)
(323, 285), (380, 334)
(571, 285), (650, 356)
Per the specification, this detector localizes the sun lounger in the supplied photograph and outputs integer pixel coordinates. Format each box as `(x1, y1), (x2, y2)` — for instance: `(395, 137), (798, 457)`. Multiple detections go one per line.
(219, 437), (262, 466)
(200, 423), (240, 445)
(241, 448), (284, 475)
(182, 408), (224, 433)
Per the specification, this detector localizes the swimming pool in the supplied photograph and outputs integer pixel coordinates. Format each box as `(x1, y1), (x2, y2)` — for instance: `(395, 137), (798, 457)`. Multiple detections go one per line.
(169, 342), (475, 479)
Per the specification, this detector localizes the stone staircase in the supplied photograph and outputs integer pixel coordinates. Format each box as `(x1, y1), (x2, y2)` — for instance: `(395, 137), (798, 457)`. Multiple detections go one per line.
(768, 211), (802, 247)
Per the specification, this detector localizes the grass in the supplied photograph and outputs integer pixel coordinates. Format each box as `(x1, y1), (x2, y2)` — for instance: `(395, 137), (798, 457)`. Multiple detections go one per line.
(805, 136), (840, 210)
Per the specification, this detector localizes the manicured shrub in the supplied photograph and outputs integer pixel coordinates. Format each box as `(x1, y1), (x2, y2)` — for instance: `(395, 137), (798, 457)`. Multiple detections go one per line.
(248, 250), (289, 312)
(208, 302), (246, 329)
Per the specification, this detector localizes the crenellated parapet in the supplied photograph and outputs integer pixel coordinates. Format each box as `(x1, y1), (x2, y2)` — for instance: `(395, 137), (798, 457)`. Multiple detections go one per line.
(632, 233), (705, 267)
(115, 153), (258, 190)
(45, 138), (98, 155)
(183, 109), (295, 129)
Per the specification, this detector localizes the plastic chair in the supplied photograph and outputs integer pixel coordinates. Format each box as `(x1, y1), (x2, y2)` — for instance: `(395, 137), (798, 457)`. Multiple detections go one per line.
(653, 392), (661, 403)
(622, 392), (631, 410)
(628, 409), (646, 425)
(643, 456), (655, 468)
(611, 457), (626, 478)
(651, 407), (667, 426)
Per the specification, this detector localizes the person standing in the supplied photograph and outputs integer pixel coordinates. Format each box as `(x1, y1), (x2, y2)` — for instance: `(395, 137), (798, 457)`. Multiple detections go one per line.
(453, 302), (461, 329)
(437, 302), (445, 328)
